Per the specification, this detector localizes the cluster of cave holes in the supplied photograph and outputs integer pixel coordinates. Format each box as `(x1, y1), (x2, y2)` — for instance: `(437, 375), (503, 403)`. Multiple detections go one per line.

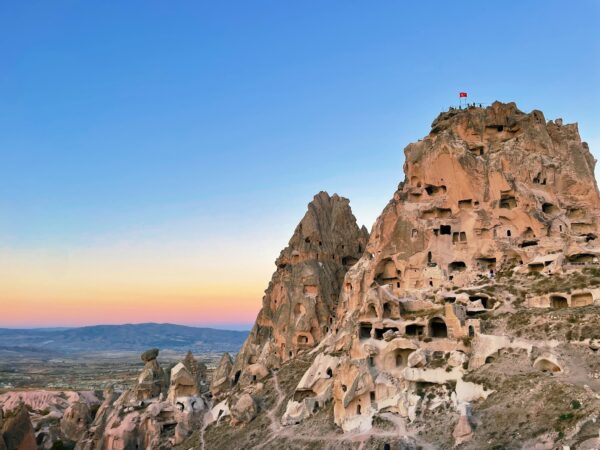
(360, 316), (448, 340)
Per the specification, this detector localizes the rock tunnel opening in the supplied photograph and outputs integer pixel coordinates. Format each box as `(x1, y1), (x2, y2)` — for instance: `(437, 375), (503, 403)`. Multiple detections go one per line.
(533, 358), (562, 373)
(568, 253), (596, 265)
(542, 203), (559, 215)
(519, 240), (539, 248)
(449, 261), (467, 273)
(405, 324), (425, 337)
(458, 199), (473, 209)
(550, 295), (568, 309)
(425, 185), (447, 196)
(382, 302), (393, 319)
(469, 295), (491, 309)
(499, 195), (517, 209)
(429, 318), (448, 338)
(359, 323), (373, 339)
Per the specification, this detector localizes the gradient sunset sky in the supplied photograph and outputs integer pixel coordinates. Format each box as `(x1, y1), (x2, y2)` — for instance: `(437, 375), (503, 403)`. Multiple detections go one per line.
(1, 1), (599, 329)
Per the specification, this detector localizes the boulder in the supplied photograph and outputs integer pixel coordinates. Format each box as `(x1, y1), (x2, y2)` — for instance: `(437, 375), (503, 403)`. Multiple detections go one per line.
(230, 394), (258, 424)
(141, 348), (159, 362)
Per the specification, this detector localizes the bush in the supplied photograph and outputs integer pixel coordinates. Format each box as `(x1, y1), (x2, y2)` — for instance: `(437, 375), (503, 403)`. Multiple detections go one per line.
(559, 412), (574, 421)
(571, 400), (582, 410)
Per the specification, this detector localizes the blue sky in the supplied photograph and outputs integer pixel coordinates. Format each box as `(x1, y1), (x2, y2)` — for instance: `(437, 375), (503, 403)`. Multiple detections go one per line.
(0, 1), (598, 328)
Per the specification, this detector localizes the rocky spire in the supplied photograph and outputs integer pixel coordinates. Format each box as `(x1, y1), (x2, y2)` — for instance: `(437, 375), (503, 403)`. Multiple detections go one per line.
(210, 352), (233, 397)
(227, 191), (368, 389)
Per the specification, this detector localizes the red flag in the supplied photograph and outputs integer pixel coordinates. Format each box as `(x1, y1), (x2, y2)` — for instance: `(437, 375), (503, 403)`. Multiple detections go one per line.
(459, 92), (468, 98)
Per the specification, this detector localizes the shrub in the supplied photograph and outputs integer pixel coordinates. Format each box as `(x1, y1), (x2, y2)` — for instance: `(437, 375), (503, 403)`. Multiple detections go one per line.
(571, 400), (582, 410)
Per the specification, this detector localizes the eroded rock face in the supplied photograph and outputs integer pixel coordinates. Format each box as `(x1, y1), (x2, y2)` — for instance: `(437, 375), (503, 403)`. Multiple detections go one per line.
(210, 352), (233, 397)
(76, 350), (208, 450)
(274, 102), (600, 445)
(60, 401), (92, 442)
(228, 191), (368, 387)
(131, 348), (167, 401)
(1, 405), (36, 450)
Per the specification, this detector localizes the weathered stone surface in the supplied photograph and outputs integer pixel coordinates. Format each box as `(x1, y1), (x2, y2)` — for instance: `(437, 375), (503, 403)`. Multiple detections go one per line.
(230, 394), (257, 424)
(140, 348), (159, 362)
(229, 191), (368, 387)
(76, 350), (207, 450)
(60, 401), (92, 442)
(1, 405), (36, 450)
(267, 102), (600, 446)
(131, 349), (167, 401)
(0, 409), (5, 450)
(210, 352), (233, 397)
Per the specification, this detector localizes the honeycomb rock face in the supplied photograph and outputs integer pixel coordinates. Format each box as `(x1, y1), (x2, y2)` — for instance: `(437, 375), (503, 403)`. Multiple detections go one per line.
(279, 102), (600, 441)
(228, 191), (368, 388)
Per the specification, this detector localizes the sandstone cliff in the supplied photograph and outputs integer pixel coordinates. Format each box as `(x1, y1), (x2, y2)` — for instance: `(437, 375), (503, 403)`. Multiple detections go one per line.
(215, 192), (368, 394)
(196, 102), (600, 450)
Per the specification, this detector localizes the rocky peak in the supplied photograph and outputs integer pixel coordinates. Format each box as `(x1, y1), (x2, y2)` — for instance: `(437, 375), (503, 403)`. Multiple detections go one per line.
(277, 191), (369, 268)
(219, 191), (368, 394)
(274, 102), (600, 446)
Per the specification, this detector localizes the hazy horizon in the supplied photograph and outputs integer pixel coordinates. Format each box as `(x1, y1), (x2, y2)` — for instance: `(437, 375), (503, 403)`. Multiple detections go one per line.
(0, 321), (253, 331)
(1, 1), (598, 328)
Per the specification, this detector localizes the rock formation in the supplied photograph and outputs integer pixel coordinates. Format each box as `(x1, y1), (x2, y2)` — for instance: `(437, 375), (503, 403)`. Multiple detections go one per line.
(198, 102), (600, 450)
(1, 405), (36, 450)
(222, 191), (368, 392)
(75, 349), (208, 450)
(60, 401), (93, 442)
(131, 348), (167, 401)
(210, 352), (234, 397)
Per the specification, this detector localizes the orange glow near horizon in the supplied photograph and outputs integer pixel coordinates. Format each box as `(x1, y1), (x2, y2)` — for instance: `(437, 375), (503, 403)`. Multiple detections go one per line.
(0, 234), (278, 329)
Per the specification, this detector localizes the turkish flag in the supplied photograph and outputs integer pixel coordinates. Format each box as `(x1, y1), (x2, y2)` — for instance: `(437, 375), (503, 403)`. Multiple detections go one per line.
(459, 92), (468, 98)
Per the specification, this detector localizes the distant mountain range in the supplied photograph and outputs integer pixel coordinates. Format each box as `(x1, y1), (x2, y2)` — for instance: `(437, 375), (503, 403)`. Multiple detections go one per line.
(0, 323), (248, 356)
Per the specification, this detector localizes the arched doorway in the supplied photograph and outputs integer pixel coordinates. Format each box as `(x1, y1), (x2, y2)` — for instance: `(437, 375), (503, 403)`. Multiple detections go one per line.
(429, 318), (448, 338)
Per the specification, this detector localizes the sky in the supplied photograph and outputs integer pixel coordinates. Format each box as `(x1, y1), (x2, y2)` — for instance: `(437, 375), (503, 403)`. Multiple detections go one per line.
(0, 1), (598, 329)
